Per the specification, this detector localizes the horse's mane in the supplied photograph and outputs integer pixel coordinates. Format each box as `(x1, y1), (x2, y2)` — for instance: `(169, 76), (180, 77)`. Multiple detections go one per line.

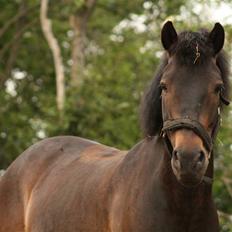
(140, 30), (230, 137)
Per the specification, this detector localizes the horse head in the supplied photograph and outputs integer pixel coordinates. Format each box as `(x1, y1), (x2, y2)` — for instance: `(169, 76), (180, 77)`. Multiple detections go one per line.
(141, 21), (230, 187)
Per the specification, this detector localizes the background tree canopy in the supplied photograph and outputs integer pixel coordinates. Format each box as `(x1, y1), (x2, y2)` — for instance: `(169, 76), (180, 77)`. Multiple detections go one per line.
(0, 0), (232, 230)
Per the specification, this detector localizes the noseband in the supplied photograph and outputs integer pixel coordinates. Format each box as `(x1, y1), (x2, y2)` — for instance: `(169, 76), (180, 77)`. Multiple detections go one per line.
(161, 117), (213, 155)
(160, 118), (215, 185)
(160, 115), (221, 186)
(160, 94), (229, 157)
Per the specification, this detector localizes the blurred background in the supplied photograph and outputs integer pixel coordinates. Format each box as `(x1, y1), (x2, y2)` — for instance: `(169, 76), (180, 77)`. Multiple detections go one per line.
(0, 0), (231, 230)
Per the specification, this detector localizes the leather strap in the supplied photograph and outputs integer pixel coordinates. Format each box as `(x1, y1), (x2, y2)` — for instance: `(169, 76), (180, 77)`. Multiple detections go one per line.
(161, 118), (212, 152)
(159, 98), (230, 187)
(161, 118), (214, 185)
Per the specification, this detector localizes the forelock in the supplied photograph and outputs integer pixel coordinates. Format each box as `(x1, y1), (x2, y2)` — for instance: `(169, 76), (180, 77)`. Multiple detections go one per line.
(171, 30), (214, 66)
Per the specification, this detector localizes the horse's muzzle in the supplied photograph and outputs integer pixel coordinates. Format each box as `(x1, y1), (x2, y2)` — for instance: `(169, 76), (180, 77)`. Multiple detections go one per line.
(171, 147), (209, 187)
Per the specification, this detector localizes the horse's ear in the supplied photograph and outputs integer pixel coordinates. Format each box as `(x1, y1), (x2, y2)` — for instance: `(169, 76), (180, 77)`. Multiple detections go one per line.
(209, 23), (225, 55)
(161, 21), (178, 51)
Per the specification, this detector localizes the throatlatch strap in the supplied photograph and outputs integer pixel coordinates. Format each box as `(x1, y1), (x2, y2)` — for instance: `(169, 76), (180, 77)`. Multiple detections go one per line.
(162, 118), (212, 152)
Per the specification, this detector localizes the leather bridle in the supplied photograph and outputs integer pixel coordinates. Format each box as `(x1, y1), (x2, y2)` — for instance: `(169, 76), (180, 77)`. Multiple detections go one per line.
(160, 94), (230, 186)
(160, 92), (230, 157)
(161, 118), (213, 154)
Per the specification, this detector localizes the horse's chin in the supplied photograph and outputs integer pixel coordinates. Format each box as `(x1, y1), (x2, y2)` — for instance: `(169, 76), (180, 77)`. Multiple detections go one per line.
(171, 162), (206, 188)
(175, 174), (203, 188)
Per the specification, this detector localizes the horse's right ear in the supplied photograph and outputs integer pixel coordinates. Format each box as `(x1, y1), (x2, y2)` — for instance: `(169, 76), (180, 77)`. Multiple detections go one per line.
(161, 21), (178, 51)
(209, 23), (225, 55)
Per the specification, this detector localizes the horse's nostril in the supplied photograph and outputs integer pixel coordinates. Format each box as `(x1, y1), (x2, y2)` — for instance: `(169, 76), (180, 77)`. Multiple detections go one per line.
(198, 151), (205, 163)
(173, 150), (178, 160)
(172, 150), (181, 170)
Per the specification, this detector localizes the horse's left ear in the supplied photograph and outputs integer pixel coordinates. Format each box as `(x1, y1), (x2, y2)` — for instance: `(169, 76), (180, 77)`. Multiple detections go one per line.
(209, 23), (225, 55)
(161, 21), (178, 51)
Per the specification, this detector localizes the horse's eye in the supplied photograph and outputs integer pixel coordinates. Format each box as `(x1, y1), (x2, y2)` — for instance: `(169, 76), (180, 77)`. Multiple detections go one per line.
(214, 84), (223, 94)
(160, 82), (167, 92)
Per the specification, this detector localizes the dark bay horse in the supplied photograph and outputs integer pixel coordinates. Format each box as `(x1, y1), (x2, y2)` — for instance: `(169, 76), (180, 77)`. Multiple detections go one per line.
(0, 22), (230, 232)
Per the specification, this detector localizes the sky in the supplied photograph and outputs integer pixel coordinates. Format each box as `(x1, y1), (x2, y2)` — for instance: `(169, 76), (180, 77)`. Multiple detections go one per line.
(194, 2), (232, 24)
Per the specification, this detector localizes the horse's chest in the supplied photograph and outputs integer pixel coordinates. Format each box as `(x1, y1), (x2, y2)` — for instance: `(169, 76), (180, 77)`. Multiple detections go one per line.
(113, 202), (218, 232)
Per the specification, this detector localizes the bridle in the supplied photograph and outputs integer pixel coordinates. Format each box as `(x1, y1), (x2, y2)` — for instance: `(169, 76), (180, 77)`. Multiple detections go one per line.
(160, 117), (215, 186)
(160, 93), (229, 186)
(161, 117), (213, 154)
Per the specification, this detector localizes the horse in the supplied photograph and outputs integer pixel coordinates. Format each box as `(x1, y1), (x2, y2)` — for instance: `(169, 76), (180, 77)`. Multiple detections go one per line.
(0, 21), (230, 232)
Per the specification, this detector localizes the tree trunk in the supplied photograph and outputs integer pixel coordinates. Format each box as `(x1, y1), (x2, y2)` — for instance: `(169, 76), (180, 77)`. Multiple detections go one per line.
(70, 0), (96, 88)
(70, 15), (86, 87)
(40, 0), (65, 113)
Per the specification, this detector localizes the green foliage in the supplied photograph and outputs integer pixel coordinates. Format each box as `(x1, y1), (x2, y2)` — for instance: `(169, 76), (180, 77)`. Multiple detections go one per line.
(74, 0), (85, 8)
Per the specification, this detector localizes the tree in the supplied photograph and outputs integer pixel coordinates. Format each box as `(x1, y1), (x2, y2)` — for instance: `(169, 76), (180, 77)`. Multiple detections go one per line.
(40, 0), (65, 113)
(69, 0), (97, 87)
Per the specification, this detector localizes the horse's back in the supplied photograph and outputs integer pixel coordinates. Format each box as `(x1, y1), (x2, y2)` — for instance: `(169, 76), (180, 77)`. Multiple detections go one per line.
(0, 136), (125, 232)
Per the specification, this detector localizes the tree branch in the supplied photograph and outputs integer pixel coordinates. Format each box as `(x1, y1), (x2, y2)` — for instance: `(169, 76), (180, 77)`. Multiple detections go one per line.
(4, 2), (27, 80)
(69, 0), (96, 87)
(0, 19), (36, 86)
(0, 3), (39, 39)
(84, 0), (97, 21)
(40, 0), (65, 113)
(0, 19), (36, 59)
